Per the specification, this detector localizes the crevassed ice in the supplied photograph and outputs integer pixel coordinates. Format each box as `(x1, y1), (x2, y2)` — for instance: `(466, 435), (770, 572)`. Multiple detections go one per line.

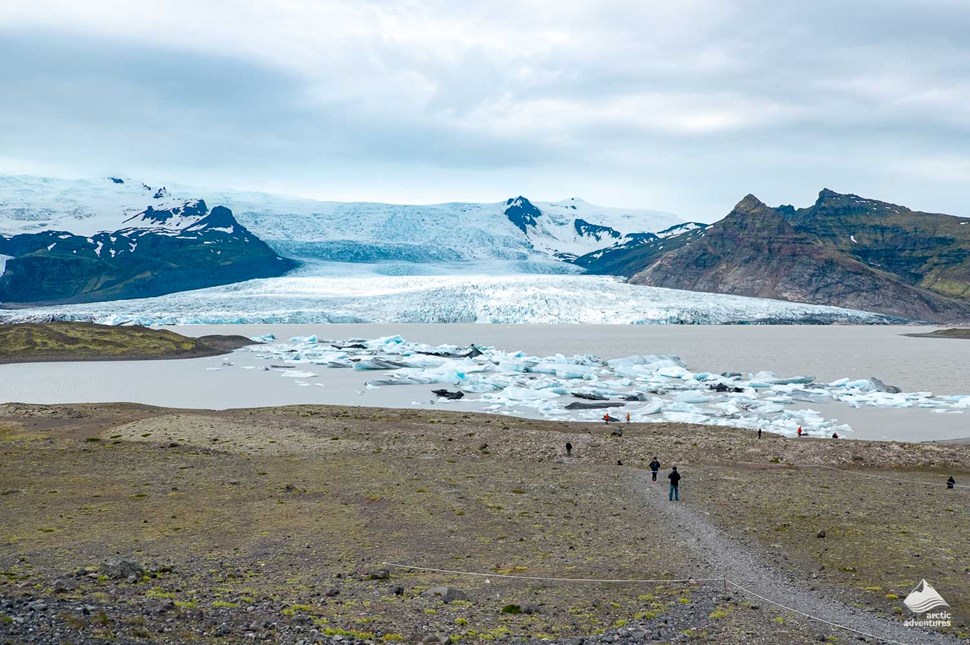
(0, 274), (898, 325)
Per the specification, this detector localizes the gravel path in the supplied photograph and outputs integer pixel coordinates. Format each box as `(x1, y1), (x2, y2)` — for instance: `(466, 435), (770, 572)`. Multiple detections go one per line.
(631, 471), (959, 645)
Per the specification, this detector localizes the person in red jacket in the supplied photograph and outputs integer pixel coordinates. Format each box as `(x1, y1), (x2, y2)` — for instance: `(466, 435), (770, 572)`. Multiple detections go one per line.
(797, 426), (803, 437)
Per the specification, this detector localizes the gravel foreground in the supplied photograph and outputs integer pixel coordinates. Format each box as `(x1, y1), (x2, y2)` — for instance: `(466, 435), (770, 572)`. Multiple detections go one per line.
(1, 403), (967, 644)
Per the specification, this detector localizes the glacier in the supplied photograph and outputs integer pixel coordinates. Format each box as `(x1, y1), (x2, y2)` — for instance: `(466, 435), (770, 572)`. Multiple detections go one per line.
(0, 274), (899, 326)
(225, 334), (969, 437)
(0, 176), (683, 269)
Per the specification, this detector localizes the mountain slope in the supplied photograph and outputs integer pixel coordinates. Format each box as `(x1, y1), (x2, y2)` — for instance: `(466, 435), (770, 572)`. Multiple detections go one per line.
(787, 189), (970, 300)
(627, 192), (970, 322)
(574, 222), (708, 275)
(0, 200), (296, 305)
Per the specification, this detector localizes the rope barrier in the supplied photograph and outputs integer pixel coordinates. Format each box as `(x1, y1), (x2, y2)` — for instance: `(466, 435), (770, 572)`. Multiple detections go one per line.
(383, 561), (920, 645)
(723, 579), (912, 645)
(382, 562), (722, 584)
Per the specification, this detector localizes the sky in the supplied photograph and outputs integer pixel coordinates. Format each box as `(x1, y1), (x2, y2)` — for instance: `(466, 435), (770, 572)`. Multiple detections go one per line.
(1, 0), (969, 221)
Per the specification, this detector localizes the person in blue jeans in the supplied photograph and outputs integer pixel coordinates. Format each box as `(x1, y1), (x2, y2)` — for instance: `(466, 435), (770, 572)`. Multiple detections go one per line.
(668, 466), (681, 501)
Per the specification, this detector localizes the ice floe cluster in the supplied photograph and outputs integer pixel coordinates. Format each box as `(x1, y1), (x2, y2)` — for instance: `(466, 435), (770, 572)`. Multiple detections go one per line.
(239, 335), (969, 437)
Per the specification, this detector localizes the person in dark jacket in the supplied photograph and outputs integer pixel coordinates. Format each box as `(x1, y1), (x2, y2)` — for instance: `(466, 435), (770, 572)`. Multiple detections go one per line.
(565, 442), (572, 457)
(947, 476), (956, 489)
(649, 456), (661, 483)
(668, 466), (681, 501)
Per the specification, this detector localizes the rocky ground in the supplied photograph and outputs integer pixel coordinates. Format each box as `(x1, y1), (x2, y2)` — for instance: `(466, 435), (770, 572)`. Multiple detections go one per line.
(1, 403), (967, 644)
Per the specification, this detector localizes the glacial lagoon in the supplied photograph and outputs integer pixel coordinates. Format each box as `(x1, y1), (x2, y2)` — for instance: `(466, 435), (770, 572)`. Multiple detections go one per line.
(1, 324), (968, 443)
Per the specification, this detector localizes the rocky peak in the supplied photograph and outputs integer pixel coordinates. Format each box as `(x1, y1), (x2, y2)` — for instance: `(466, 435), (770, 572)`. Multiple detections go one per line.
(732, 194), (769, 214)
(504, 196), (542, 234)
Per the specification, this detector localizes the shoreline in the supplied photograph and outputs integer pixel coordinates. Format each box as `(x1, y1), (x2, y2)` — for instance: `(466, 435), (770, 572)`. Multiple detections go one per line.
(1, 324), (969, 443)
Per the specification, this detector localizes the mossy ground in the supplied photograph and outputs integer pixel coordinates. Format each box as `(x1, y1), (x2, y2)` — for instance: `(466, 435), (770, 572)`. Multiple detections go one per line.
(0, 403), (967, 642)
(0, 322), (250, 364)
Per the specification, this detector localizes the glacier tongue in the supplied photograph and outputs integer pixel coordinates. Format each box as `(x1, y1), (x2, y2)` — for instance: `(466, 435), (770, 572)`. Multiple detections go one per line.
(230, 335), (967, 437)
(0, 274), (899, 325)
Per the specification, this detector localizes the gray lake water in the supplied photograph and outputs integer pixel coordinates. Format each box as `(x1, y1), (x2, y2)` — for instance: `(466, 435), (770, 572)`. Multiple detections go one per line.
(1, 324), (968, 442)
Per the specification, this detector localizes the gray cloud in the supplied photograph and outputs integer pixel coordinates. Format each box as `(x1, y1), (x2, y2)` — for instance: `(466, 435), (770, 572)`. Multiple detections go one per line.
(1, 1), (969, 219)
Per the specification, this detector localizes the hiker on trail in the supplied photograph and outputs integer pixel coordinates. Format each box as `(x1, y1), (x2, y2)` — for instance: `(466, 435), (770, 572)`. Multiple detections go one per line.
(566, 442), (572, 457)
(668, 466), (681, 501)
(626, 412), (631, 424)
(757, 428), (762, 439)
(649, 456), (661, 483)
(797, 426), (803, 438)
(947, 476), (956, 490)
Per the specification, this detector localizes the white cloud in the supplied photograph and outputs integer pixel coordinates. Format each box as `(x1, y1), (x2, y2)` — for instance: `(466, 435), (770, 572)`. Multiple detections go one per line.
(0, 0), (969, 219)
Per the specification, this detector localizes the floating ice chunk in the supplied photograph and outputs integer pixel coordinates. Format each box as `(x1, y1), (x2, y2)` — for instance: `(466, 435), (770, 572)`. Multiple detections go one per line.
(205, 367), (221, 371)
(765, 396), (794, 404)
(749, 372), (814, 387)
(946, 395), (970, 408)
(789, 390), (830, 403)
(607, 355), (687, 379)
(662, 411), (709, 424)
(353, 357), (411, 370)
(289, 335), (318, 343)
(672, 392), (710, 404)
(496, 358), (539, 373)
(280, 370), (317, 378)
(366, 374), (440, 386)
(634, 399), (664, 415)
(251, 333), (276, 343)
(656, 365), (692, 380)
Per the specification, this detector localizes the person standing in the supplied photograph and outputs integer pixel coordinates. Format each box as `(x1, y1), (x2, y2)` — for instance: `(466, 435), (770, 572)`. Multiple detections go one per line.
(797, 426), (803, 438)
(668, 466), (681, 501)
(947, 476), (956, 490)
(757, 428), (762, 439)
(649, 456), (661, 483)
(626, 412), (631, 424)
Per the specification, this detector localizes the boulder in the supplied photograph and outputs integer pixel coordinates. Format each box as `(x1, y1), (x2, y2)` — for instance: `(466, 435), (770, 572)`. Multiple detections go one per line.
(420, 586), (468, 603)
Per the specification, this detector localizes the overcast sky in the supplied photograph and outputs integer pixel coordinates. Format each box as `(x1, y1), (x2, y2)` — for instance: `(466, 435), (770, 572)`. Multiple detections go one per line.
(1, 0), (969, 221)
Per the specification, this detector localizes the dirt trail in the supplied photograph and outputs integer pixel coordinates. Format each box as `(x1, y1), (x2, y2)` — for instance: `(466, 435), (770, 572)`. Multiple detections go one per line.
(630, 470), (959, 645)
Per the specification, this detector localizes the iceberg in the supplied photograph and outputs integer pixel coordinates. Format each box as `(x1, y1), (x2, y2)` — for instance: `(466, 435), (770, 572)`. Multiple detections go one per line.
(195, 334), (968, 437)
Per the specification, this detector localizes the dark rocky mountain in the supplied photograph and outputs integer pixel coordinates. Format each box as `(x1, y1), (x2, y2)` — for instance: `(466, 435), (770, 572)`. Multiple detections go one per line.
(575, 222), (709, 276)
(504, 196), (542, 234)
(0, 200), (297, 305)
(620, 191), (970, 322)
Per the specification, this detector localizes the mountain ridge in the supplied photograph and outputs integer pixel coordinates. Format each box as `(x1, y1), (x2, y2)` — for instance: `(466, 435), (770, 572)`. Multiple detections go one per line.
(0, 199), (296, 305)
(621, 189), (970, 322)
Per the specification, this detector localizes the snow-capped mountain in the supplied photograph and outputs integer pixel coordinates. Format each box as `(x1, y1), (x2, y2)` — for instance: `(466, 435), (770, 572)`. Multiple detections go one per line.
(0, 197), (295, 304)
(0, 176), (683, 270)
